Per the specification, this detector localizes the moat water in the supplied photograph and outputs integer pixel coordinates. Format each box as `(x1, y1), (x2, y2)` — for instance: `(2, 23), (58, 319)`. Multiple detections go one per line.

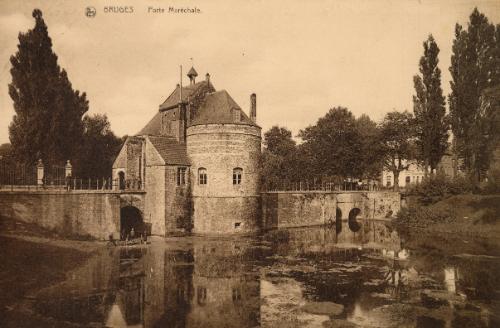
(29, 223), (500, 327)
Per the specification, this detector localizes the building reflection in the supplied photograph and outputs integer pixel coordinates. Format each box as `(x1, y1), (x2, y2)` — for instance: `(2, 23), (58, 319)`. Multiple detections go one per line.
(154, 241), (261, 327)
(30, 224), (500, 328)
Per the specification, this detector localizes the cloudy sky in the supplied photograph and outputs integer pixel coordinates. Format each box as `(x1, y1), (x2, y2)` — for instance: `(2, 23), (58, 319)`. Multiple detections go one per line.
(0, 0), (499, 144)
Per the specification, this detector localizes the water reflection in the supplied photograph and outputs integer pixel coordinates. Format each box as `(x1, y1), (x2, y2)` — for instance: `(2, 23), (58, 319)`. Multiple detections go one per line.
(31, 222), (500, 327)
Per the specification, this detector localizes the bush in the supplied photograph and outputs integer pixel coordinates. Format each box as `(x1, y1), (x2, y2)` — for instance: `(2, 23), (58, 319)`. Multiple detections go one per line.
(406, 172), (477, 204)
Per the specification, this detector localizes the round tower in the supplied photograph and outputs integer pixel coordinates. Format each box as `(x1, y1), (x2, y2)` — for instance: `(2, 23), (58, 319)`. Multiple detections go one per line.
(187, 123), (261, 234)
(186, 87), (261, 235)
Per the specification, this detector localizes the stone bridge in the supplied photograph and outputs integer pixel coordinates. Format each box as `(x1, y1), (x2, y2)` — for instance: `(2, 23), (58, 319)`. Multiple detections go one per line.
(261, 191), (401, 234)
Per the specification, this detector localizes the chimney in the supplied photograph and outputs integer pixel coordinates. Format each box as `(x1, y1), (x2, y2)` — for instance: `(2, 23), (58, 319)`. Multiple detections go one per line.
(250, 93), (257, 123)
(205, 73), (210, 83)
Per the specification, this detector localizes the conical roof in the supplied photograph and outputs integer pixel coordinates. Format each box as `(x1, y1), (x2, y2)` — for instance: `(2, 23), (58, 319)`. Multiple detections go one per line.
(187, 66), (198, 78)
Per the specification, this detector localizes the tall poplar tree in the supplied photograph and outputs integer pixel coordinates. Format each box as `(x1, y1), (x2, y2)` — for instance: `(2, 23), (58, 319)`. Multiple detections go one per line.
(8, 9), (88, 167)
(449, 8), (499, 180)
(413, 35), (448, 174)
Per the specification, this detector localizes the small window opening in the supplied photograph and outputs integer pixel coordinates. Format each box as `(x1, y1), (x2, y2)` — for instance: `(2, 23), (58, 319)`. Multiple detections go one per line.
(233, 168), (242, 185)
(234, 222), (241, 228)
(177, 167), (187, 186)
(198, 167), (207, 185)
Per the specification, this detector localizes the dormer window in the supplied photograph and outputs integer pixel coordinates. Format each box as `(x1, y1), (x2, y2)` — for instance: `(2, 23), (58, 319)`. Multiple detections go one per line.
(232, 108), (241, 122)
(233, 168), (242, 185)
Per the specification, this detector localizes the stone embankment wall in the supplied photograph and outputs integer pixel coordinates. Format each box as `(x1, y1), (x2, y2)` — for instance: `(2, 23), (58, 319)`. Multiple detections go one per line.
(0, 190), (122, 239)
(261, 191), (400, 230)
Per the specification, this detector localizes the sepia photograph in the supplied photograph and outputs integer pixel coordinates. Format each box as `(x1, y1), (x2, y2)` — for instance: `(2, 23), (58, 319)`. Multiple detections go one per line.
(0, 0), (499, 327)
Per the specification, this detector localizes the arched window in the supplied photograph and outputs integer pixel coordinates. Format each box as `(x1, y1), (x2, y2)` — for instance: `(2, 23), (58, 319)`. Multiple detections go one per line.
(198, 168), (207, 185)
(233, 168), (242, 185)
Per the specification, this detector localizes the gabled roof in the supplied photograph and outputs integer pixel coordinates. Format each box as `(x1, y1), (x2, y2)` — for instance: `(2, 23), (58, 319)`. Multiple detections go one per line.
(190, 90), (257, 126)
(148, 135), (190, 165)
(138, 111), (162, 135)
(159, 81), (209, 111)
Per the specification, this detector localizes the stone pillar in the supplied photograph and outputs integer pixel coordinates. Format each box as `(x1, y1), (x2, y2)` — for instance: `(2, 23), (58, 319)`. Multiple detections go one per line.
(37, 159), (44, 185)
(65, 160), (72, 177)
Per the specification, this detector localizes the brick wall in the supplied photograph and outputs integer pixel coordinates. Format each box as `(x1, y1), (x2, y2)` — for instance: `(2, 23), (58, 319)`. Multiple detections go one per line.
(0, 191), (120, 239)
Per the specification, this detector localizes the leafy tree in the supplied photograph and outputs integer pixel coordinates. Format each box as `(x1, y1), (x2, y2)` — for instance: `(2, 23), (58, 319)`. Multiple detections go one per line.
(263, 126), (296, 157)
(413, 35), (448, 174)
(74, 114), (123, 179)
(380, 111), (416, 191)
(8, 9), (88, 167)
(261, 126), (298, 190)
(449, 8), (500, 180)
(299, 107), (363, 179)
(355, 114), (384, 179)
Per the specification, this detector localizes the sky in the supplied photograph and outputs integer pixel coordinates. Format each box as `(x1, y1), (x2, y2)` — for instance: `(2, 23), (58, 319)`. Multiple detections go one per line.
(0, 0), (499, 145)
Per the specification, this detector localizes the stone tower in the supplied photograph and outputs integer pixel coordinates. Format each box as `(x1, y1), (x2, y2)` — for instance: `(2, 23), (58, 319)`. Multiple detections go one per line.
(186, 89), (261, 234)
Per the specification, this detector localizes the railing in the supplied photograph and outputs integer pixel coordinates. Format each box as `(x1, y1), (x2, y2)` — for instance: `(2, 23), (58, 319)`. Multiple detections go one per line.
(0, 178), (143, 192)
(262, 179), (382, 192)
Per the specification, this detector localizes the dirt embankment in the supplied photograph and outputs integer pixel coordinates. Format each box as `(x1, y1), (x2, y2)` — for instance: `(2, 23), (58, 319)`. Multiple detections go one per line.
(0, 219), (105, 326)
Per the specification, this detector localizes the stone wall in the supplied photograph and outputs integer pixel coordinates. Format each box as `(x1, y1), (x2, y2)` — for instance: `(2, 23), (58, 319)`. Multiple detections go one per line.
(0, 190), (121, 239)
(187, 124), (261, 234)
(144, 165), (166, 235)
(164, 165), (191, 234)
(261, 191), (400, 230)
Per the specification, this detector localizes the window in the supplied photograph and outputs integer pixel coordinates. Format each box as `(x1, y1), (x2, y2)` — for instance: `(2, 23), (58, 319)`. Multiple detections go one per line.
(386, 175), (392, 187)
(177, 167), (187, 186)
(405, 176), (411, 184)
(417, 176), (420, 183)
(198, 168), (207, 185)
(232, 108), (241, 122)
(233, 168), (242, 185)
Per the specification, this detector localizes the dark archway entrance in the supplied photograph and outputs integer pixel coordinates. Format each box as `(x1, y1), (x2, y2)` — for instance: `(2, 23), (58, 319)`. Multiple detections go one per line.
(118, 171), (125, 190)
(120, 206), (143, 239)
(335, 208), (342, 233)
(348, 208), (362, 232)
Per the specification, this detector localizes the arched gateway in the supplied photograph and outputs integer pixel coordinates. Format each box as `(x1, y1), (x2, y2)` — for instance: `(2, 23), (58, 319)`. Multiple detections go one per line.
(120, 206), (144, 239)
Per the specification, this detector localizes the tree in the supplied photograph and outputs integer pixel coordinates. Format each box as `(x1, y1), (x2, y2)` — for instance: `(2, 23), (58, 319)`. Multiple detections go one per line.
(263, 126), (296, 157)
(380, 111), (416, 191)
(413, 35), (448, 175)
(8, 9), (88, 167)
(355, 114), (384, 179)
(299, 107), (363, 179)
(449, 8), (500, 180)
(261, 126), (298, 190)
(73, 114), (123, 179)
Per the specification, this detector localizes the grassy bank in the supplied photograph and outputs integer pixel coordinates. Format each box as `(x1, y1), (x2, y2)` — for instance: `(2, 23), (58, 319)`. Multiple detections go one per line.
(395, 194), (500, 255)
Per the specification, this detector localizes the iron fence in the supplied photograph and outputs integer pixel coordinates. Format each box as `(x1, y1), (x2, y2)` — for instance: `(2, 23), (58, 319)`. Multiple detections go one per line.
(262, 178), (383, 192)
(0, 162), (142, 191)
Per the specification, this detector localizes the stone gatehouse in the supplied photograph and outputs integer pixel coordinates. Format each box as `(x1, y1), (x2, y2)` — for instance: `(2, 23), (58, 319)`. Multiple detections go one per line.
(112, 68), (262, 236)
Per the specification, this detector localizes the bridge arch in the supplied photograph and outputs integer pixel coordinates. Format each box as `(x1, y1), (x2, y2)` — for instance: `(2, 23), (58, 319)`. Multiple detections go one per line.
(120, 206), (143, 239)
(348, 208), (362, 232)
